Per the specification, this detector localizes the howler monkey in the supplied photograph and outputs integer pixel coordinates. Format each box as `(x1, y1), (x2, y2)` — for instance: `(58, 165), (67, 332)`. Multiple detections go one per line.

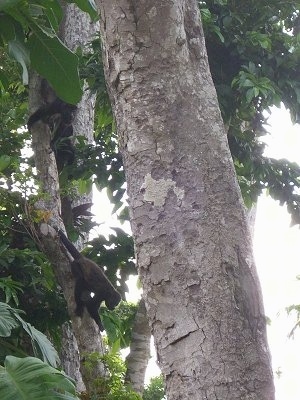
(58, 230), (121, 331)
(28, 81), (77, 172)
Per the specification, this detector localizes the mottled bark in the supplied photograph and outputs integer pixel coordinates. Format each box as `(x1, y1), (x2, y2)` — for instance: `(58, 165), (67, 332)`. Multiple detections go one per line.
(29, 73), (106, 394)
(60, 323), (85, 392)
(29, 5), (106, 394)
(125, 299), (151, 394)
(96, 1), (274, 399)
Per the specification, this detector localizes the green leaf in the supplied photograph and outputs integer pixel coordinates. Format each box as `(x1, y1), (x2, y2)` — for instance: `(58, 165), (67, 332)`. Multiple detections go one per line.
(260, 39), (270, 49)
(0, 303), (59, 367)
(3, 5), (29, 29)
(246, 88), (255, 103)
(200, 7), (211, 21)
(0, 14), (16, 41)
(0, 276), (23, 305)
(41, 0), (63, 32)
(243, 78), (254, 88)
(248, 61), (256, 74)
(27, 26), (82, 104)
(76, 178), (92, 194)
(253, 87), (259, 97)
(0, 155), (11, 172)
(0, 0), (21, 11)
(0, 303), (20, 337)
(16, 319), (60, 367)
(8, 39), (29, 84)
(0, 356), (78, 400)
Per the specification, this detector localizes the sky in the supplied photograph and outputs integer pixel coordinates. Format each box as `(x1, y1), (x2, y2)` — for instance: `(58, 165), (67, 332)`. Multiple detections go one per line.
(254, 106), (300, 399)
(92, 105), (300, 398)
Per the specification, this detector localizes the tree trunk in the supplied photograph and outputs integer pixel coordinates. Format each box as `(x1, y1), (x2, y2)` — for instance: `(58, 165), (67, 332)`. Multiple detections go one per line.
(97, 1), (275, 399)
(60, 323), (85, 392)
(29, 5), (107, 394)
(29, 72), (106, 397)
(125, 298), (151, 394)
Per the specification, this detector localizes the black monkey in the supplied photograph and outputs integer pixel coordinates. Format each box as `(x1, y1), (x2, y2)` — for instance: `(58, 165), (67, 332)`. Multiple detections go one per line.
(28, 82), (77, 172)
(58, 230), (121, 331)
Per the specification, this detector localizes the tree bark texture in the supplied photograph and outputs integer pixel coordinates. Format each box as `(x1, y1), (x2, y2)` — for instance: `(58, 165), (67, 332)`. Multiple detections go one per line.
(60, 322), (85, 392)
(125, 298), (151, 394)
(97, 1), (275, 399)
(29, 5), (107, 393)
(29, 73), (106, 395)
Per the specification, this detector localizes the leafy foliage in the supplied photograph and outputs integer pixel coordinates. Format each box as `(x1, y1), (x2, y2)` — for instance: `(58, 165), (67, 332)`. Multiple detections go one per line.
(0, 356), (78, 400)
(0, 191), (68, 336)
(0, 302), (59, 367)
(101, 302), (138, 352)
(0, 276), (23, 305)
(82, 351), (141, 400)
(1, 0), (300, 393)
(200, 0), (300, 223)
(0, 52), (29, 185)
(0, 0), (86, 103)
(143, 376), (165, 400)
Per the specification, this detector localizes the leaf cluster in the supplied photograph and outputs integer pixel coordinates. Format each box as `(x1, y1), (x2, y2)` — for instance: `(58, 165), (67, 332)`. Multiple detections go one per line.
(82, 351), (142, 400)
(143, 376), (165, 400)
(0, 302), (59, 366)
(0, 0), (97, 103)
(101, 302), (138, 351)
(0, 356), (78, 400)
(0, 52), (29, 181)
(200, 0), (300, 222)
(0, 303), (77, 400)
(0, 190), (68, 337)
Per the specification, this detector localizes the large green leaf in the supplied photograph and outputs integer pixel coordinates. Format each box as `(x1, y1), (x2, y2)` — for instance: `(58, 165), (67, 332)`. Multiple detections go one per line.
(8, 39), (30, 84)
(0, 14), (16, 41)
(16, 319), (60, 367)
(0, 303), (20, 337)
(0, 356), (79, 400)
(41, 0), (64, 32)
(28, 25), (82, 104)
(0, 303), (59, 367)
(0, 0), (21, 11)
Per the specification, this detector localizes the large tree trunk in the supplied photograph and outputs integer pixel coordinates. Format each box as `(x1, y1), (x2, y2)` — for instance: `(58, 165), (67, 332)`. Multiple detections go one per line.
(29, 5), (107, 394)
(97, 1), (275, 399)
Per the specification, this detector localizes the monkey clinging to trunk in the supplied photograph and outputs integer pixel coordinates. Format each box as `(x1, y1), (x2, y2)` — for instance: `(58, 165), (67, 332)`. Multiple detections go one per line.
(58, 230), (121, 331)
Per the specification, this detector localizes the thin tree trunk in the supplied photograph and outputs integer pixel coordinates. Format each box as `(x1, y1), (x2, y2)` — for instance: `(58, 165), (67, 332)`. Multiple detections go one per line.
(60, 323), (85, 392)
(29, 71), (106, 397)
(29, 5), (107, 394)
(97, 1), (275, 399)
(125, 298), (151, 394)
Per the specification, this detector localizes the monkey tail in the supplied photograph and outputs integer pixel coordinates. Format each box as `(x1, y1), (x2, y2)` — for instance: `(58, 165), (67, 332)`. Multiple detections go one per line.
(58, 230), (81, 260)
